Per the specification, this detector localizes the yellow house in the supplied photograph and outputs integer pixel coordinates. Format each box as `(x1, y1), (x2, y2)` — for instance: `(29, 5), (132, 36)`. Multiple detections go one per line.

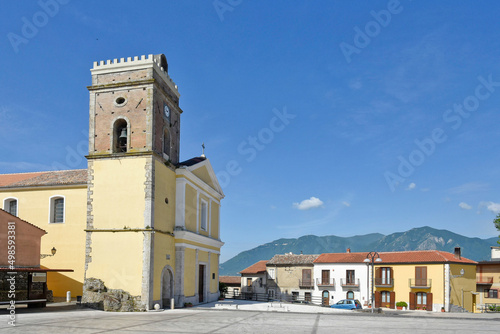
(373, 248), (477, 312)
(0, 54), (224, 310)
(476, 246), (500, 312)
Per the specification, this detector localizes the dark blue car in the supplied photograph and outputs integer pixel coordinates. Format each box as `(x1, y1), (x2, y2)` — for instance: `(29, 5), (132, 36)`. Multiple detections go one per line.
(330, 299), (362, 310)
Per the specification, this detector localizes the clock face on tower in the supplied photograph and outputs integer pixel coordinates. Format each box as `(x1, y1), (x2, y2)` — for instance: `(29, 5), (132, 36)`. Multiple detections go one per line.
(163, 103), (171, 122)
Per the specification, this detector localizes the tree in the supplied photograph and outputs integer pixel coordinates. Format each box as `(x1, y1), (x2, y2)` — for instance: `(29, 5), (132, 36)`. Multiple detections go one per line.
(219, 282), (228, 298)
(494, 213), (500, 245)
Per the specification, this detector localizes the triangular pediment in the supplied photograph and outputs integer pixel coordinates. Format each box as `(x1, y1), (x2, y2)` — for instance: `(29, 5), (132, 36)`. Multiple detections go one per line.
(177, 157), (224, 198)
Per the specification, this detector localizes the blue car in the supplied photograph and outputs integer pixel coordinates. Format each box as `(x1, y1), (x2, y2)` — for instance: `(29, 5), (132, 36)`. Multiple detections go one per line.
(330, 299), (362, 310)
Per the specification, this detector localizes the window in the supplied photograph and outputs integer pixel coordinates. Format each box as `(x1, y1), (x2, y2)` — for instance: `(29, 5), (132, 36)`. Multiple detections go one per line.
(346, 270), (355, 284)
(268, 268), (275, 279)
(485, 289), (498, 298)
(3, 198), (18, 216)
(381, 291), (391, 304)
(302, 269), (312, 286)
(113, 119), (128, 153)
(322, 270), (330, 285)
(200, 200), (208, 231)
(292, 291), (299, 301)
(305, 292), (311, 302)
(247, 278), (252, 287)
(163, 128), (171, 159)
(380, 267), (391, 285)
(415, 266), (427, 286)
(416, 292), (427, 308)
(268, 289), (275, 299)
(49, 196), (65, 223)
(346, 291), (354, 299)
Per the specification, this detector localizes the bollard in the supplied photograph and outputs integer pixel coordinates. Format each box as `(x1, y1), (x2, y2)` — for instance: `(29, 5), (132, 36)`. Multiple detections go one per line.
(66, 291), (71, 303)
(171, 298), (175, 310)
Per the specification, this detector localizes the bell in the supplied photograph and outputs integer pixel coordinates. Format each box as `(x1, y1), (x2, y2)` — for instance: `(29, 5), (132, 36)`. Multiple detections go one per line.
(119, 128), (127, 139)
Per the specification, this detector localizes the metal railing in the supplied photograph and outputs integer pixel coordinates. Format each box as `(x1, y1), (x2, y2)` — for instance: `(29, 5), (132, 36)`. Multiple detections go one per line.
(374, 278), (394, 287)
(221, 291), (325, 306)
(340, 278), (360, 288)
(409, 278), (432, 288)
(316, 278), (335, 287)
(298, 279), (314, 288)
(476, 276), (494, 284)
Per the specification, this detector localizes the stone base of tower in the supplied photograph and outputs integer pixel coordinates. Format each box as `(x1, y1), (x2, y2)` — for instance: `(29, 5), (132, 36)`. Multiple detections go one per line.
(81, 277), (147, 312)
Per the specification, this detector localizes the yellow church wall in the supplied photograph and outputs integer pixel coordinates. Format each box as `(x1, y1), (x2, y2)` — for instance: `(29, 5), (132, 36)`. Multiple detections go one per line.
(184, 184), (197, 232)
(152, 232), (176, 301)
(91, 158), (147, 229)
(0, 186), (87, 297)
(210, 202), (219, 239)
(85, 232), (144, 296)
(153, 160), (176, 232)
(449, 263), (476, 312)
(183, 248), (197, 297)
(191, 166), (216, 190)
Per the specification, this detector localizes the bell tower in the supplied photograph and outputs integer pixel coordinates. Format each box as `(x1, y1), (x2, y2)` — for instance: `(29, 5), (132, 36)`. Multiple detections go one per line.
(84, 54), (183, 310)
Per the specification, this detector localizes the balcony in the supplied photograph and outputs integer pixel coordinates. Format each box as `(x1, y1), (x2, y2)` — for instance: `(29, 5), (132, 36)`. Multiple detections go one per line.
(477, 276), (494, 285)
(409, 278), (432, 289)
(299, 279), (314, 289)
(374, 278), (394, 288)
(316, 278), (336, 287)
(340, 278), (360, 288)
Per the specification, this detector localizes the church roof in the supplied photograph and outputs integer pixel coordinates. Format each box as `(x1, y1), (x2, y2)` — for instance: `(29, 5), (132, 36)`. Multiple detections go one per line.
(177, 156), (206, 167)
(240, 260), (268, 274)
(0, 169), (87, 188)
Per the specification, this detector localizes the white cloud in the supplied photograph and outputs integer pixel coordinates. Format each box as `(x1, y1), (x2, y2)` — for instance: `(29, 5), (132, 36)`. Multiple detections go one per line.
(448, 182), (489, 194)
(293, 197), (324, 210)
(407, 183), (416, 190)
(486, 202), (500, 214)
(342, 201), (351, 207)
(459, 202), (472, 210)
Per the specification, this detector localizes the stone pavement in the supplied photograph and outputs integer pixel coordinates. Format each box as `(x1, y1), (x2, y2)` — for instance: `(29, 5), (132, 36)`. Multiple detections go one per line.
(1, 300), (499, 333)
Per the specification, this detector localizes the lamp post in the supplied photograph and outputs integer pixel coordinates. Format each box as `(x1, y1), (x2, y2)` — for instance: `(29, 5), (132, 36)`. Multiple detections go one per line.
(364, 251), (382, 313)
(40, 247), (57, 259)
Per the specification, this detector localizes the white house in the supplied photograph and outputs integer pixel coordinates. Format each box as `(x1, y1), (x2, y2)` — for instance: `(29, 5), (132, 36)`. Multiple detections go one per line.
(312, 251), (370, 307)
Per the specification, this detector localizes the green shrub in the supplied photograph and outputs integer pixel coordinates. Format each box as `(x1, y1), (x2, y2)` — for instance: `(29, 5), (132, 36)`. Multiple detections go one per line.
(396, 301), (408, 308)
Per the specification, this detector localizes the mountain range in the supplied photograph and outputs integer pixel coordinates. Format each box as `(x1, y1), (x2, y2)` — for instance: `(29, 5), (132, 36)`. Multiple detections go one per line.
(219, 226), (499, 276)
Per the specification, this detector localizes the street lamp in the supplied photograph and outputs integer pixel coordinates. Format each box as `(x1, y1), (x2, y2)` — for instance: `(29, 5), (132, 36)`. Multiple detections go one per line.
(40, 247), (57, 259)
(364, 251), (382, 313)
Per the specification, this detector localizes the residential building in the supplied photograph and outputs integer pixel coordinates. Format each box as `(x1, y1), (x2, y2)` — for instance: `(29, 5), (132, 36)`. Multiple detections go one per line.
(0, 54), (224, 310)
(313, 250), (369, 306)
(266, 253), (319, 302)
(219, 276), (241, 297)
(240, 260), (268, 295)
(0, 209), (73, 307)
(373, 248), (477, 312)
(476, 246), (500, 312)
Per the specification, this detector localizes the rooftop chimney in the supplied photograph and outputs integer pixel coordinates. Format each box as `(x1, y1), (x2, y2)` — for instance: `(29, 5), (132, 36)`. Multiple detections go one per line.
(347, 248), (351, 253)
(454, 247), (461, 260)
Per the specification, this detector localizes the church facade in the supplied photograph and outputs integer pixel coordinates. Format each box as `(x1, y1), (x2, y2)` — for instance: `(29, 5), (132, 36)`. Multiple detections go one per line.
(0, 54), (224, 310)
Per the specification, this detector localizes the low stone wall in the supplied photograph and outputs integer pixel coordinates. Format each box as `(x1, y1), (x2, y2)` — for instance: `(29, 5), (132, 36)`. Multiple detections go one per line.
(81, 277), (146, 312)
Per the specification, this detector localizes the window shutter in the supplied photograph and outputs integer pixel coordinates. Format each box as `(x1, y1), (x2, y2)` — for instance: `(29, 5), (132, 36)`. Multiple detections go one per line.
(426, 292), (433, 311)
(390, 291), (395, 309)
(374, 291), (381, 308)
(375, 267), (381, 278)
(409, 292), (416, 310)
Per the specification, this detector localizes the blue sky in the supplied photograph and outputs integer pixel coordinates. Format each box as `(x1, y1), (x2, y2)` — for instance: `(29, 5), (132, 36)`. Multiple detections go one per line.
(1, 1), (500, 262)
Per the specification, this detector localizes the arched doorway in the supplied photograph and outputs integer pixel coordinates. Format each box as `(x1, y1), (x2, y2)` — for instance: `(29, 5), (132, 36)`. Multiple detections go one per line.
(322, 290), (329, 306)
(161, 266), (174, 309)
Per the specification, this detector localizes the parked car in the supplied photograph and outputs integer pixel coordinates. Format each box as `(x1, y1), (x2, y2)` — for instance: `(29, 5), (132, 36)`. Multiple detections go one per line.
(330, 299), (362, 310)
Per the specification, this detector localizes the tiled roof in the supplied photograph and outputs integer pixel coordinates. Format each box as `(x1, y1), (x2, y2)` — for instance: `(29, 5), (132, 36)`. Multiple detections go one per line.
(0, 169), (87, 188)
(0, 209), (46, 233)
(240, 260), (268, 274)
(177, 157), (206, 167)
(219, 276), (241, 285)
(315, 250), (476, 265)
(267, 254), (319, 265)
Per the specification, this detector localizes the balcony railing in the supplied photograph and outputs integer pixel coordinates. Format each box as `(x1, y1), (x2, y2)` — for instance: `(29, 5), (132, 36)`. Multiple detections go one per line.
(299, 279), (314, 289)
(374, 278), (394, 287)
(409, 278), (432, 288)
(316, 278), (336, 287)
(340, 278), (360, 288)
(477, 276), (494, 285)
